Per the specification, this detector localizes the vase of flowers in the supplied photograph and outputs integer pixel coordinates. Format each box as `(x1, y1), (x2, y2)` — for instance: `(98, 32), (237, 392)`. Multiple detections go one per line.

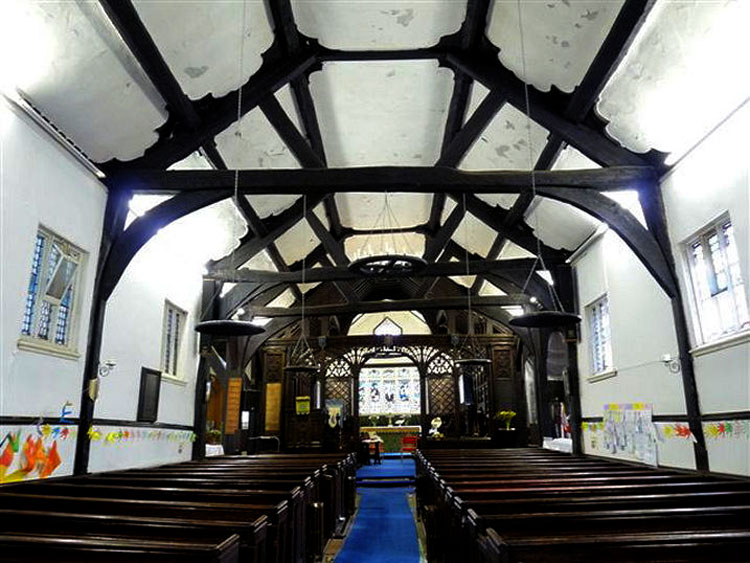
(492, 410), (518, 447)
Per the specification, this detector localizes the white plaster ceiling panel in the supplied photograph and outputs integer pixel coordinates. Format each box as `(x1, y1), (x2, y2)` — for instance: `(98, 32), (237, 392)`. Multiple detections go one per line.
(605, 191), (646, 227)
(465, 82), (491, 123)
(299, 281), (321, 294)
(476, 193), (519, 209)
(132, 198), (247, 280)
(487, 0), (624, 93)
(598, 0), (750, 159)
(498, 241), (535, 260)
(133, 0), (274, 99)
(335, 193), (432, 229)
(313, 203), (330, 231)
(348, 311), (430, 336)
(168, 151), (213, 170)
(267, 288), (297, 309)
(452, 212), (498, 258)
(479, 280), (507, 297)
(293, 1), (465, 50)
(215, 107), (300, 168)
(310, 61), (453, 166)
(525, 197), (599, 251)
(274, 219), (320, 264)
(551, 145), (599, 170)
(276, 84), (305, 132)
(460, 104), (549, 171)
(440, 199), (458, 224)
(344, 233), (426, 261)
(245, 194), (300, 219)
(1, 1), (166, 162)
(241, 250), (278, 272)
(448, 257), (476, 288)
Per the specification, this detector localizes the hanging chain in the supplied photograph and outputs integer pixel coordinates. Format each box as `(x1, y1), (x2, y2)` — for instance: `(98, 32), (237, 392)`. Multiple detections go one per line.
(515, 0), (565, 313)
(199, 0), (248, 321)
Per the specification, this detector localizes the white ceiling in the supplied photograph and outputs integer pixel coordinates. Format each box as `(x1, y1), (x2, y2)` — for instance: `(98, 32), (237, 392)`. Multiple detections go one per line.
(293, 0), (466, 50)
(3, 0), (747, 309)
(310, 60), (454, 167)
(487, 0), (625, 93)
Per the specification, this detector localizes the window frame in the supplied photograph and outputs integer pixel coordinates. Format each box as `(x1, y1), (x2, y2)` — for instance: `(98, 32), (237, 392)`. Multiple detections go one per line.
(160, 300), (188, 381)
(683, 214), (749, 345)
(18, 226), (85, 360)
(587, 294), (614, 378)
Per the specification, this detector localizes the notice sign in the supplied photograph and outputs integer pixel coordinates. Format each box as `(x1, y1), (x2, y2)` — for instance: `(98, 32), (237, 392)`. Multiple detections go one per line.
(296, 396), (311, 415)
(264, 382), (281, 433)
(224, 378), (242, 434)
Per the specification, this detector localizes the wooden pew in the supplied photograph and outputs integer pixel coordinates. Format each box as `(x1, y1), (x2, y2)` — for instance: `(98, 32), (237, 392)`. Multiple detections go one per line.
(416, 448), (750, 563)
(0, 492), (288, 563)
(0, 532), (241, 563)
(0, 508), (266, 563)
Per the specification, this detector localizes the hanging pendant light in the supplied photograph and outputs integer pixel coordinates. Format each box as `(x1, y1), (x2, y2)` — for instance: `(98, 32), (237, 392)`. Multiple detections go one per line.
(195, 319), (265, 337)
(194, 9), (263, 343)
(285, 194), (320, 375)
(347, 191), (427, 277)
(505, 0), (580, 331)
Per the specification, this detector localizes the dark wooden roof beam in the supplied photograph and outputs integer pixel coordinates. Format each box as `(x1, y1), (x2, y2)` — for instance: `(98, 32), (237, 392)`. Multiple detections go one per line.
(250, 294), (531, 318)
(118, 165), (656, 194)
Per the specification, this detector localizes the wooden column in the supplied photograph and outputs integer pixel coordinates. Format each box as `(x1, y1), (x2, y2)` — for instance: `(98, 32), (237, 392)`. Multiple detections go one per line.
(73, 189), (130, 475)
(640, 185), (708, 471)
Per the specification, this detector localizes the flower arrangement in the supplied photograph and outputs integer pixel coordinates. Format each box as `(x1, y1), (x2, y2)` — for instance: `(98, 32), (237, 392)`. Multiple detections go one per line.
(206, 429), (222, 445)
(494, 410), (517, 430)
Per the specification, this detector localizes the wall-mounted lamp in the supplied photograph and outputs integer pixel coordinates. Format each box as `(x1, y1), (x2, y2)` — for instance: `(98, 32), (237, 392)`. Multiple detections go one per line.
(98, 359), (117, 378)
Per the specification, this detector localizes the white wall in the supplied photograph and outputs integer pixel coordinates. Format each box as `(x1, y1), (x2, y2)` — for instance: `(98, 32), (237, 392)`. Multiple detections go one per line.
(661, 102), (750, 475)
(574, 230), (687, 417)
(573, 229), (694, 469)
(1, 98), (202, 479)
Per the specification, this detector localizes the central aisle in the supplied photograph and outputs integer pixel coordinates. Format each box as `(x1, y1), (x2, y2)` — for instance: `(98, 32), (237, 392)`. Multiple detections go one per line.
(336, 458), (421, 562)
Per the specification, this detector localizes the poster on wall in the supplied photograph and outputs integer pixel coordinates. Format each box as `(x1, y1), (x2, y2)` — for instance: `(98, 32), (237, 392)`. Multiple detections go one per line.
(602, 403), (658, 466)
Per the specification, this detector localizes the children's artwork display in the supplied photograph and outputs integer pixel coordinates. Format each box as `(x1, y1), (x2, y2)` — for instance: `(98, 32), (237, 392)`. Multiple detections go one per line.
(601, 403), (658, 466)
(359, 366), (421, 415)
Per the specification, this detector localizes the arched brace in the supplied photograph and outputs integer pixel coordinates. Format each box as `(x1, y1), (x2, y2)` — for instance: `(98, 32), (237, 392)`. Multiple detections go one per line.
(100, 189), (232, 299)
(536, 187), (678, 299)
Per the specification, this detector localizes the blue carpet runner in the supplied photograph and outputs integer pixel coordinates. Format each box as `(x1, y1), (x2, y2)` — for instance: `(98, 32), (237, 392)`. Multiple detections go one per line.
(336, 458), (420, 562)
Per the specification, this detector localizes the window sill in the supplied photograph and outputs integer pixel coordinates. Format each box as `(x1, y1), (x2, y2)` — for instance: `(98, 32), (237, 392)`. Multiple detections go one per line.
(161, 373), (187, 386)
(587, 369), (618, 383)
(17, 337), (80, 361)
(690, 330), (750, 358)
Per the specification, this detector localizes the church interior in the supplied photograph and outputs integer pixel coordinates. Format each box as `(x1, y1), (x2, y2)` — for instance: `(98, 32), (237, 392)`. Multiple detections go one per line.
(1, 0), (749, 561)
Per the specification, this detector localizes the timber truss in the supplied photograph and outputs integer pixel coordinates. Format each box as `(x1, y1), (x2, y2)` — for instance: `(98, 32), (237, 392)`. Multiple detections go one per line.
(94, 0), (672, 334)
(75, 0), (711, 474)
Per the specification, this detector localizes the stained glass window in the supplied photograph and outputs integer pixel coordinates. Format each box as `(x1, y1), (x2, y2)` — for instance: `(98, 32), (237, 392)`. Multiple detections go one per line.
(358, 366), (421, 415)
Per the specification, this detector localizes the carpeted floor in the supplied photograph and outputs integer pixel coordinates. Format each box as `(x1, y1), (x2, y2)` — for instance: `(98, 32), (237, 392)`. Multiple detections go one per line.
(356, 457), (416, 480)
(335, 486), (420, 563)
(336, 457), (420, 562)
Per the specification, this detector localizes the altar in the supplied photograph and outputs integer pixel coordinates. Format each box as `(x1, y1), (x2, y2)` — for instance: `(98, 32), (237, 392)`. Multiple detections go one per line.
(359, 425), (421, 453)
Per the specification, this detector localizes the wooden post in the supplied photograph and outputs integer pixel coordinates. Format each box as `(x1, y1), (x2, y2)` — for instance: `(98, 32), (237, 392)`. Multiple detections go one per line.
(73, 189), (130, 475)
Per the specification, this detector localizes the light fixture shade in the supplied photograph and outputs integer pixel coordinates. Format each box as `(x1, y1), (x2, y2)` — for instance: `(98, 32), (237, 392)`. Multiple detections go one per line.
(508, 311), (581, 329)
(348, 254), (427, 277)
(194, 320), (265, 337)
